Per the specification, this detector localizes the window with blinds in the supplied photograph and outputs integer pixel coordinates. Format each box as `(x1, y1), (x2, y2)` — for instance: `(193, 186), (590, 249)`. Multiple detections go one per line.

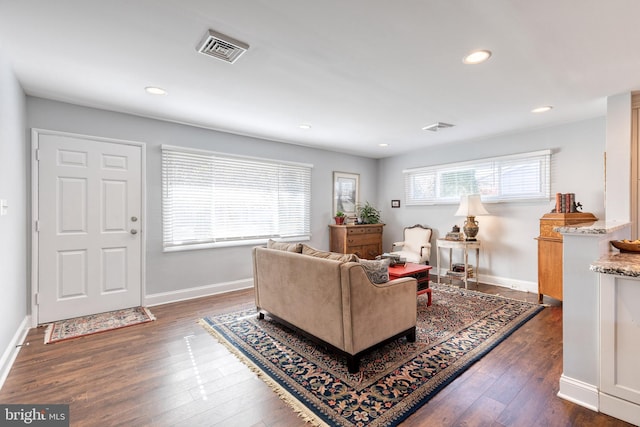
(162, 145), (312, 250)
(404, 150), (551, 205)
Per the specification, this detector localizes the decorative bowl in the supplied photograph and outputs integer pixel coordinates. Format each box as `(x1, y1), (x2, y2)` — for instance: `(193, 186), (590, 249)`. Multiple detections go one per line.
(610, 240), (640, 253)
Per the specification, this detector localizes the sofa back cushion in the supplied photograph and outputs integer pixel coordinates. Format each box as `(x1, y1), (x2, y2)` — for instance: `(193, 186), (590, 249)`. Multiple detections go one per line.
(253, 247), (345, 349)
(301, 244), (358, 262)
(267, 239), (303, 253)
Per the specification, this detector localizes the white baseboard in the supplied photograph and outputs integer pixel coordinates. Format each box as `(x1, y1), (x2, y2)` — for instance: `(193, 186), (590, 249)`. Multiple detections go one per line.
(599, 392), (640, 426)
(478, 273), (537, 294)
(557, 374), (599, 412)
(0, 316), (31, 391)
(433, 269), (537, 294)
(144, 278), (254, 307)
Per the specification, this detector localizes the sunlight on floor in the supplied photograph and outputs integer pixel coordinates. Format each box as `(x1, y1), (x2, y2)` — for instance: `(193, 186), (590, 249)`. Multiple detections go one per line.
(184, 334), (208, 401)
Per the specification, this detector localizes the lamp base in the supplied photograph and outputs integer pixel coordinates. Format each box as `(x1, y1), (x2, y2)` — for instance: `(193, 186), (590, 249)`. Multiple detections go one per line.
(463, 215), (479, 241)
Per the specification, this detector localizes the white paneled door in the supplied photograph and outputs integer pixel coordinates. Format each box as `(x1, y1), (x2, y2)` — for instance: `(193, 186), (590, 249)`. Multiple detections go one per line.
(35, 132), (143, 324)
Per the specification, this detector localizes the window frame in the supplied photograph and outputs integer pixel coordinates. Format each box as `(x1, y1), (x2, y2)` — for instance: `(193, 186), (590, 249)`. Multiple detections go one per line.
(161, 144), (313, 252)
(403, 149), (552, 206)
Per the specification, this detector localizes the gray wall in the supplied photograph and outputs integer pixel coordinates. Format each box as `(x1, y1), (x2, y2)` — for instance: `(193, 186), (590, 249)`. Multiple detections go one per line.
(0, 55), (27, 370)
(0, 84), (612, 379)
(378, 117), (606, 292)
(26, 97), (379, 297)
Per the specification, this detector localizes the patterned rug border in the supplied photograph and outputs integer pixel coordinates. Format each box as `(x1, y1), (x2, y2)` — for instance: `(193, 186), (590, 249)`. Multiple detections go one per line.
(200, 286), (544, 427)
(44, 306), (156, 344)
(199, 314), (325, 425)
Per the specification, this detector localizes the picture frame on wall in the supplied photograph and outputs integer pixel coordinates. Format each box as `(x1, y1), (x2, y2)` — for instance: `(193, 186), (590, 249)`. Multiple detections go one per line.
(391, 199), (401, 208)
(333, 171), (359, 217)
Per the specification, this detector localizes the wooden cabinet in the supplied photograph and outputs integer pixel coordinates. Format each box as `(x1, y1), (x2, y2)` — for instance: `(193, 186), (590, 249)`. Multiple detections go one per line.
(536, 212), (597, 303)
(329, 224), (383, 260)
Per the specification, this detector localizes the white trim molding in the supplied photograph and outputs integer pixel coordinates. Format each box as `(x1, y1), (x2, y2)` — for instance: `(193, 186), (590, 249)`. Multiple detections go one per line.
(145, 278), (253, 307)
(0, 316), (30, 390)
(434, 269), (537, 294)
(600, 392), (640, 426)
(558, 374), (599, 412)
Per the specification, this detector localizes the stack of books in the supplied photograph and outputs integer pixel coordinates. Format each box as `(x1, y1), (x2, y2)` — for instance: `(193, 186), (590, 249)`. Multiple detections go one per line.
(555, 193), (576, 213)
(378, 253), (406, 266)
(447, 263), (474, 278)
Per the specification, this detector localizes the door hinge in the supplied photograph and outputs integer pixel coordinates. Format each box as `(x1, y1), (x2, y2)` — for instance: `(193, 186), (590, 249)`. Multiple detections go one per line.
(34, 148), (40, 161)
(35, 220), (40, 232)
(34, 293), (39, 305)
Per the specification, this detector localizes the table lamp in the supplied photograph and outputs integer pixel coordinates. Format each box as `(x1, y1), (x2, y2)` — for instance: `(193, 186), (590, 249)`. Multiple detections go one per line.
(454, 194), (489, 241)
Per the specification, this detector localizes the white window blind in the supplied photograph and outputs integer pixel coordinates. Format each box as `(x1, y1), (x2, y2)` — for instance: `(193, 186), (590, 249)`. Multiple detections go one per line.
(404, 150), (551, 205)
(162, 145), (312, 250)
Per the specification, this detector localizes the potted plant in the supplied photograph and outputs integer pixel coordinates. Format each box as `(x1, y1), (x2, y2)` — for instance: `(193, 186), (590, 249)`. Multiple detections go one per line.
(334, 210), (346, 225)
(356, 201), (381, 224)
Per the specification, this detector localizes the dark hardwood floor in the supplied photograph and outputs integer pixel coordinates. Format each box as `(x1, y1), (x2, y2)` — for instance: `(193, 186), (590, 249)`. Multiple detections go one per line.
(0, 283), (634, 427)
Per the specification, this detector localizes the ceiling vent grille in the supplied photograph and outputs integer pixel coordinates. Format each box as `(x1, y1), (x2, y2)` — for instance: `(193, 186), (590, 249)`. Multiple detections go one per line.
(197, 30), (249, 64)
(422, 122), (455, 132)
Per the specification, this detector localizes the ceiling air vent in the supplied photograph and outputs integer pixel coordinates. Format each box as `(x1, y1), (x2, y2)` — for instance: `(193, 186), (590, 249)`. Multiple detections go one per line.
(422, 122), (455, 132)
(197, 29), (249, 64)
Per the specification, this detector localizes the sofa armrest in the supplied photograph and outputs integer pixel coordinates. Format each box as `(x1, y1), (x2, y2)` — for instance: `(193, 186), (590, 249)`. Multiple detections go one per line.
(340, 263), (417, 354)
(373, 277), (415, 289)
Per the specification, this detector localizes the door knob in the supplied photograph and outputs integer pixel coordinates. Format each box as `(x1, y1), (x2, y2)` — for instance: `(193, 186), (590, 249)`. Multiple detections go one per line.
(130, 229), (138, 235)
(131, 216), (138, 222)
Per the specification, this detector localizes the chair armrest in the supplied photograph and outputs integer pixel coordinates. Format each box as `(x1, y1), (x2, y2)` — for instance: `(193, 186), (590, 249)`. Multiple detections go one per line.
(391, 241), (404, 250)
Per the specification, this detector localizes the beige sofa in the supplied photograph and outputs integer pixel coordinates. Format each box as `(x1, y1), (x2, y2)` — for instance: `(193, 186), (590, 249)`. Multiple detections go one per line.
(252, 245), (418, 372)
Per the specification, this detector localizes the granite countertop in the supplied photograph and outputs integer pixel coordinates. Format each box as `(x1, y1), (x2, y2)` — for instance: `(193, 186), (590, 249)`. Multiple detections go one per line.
(555, 220), (629, 235)
(590, 252), (640, 277)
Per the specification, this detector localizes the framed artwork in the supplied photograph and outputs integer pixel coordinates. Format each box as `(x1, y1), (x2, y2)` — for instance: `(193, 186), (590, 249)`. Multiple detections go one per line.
(391, 199), (401, 208)
(333, 172), (359, 217)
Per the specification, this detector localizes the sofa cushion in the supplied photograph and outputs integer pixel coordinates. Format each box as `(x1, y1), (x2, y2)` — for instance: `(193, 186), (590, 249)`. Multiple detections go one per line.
(267, 239), (303, 253)
(358, 258), (391, 284)
(301, 244), (358, 262)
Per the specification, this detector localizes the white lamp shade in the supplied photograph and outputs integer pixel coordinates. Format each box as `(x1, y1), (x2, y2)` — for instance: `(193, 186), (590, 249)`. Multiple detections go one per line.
(454, 194), (489, 217)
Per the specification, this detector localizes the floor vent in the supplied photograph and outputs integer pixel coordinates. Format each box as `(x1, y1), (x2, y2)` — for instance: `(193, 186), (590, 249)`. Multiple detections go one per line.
(196, 30), (249, 64)
(422, 122), (455, 132)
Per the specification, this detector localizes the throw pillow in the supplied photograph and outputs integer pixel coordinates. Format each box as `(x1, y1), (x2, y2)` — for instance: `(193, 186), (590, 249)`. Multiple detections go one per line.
(267, 239), (303, 253)
(359, 258), (391, 284)
(301, 244), (358, 262)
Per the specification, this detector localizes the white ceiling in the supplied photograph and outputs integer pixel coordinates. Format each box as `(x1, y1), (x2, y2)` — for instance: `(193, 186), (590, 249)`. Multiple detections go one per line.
(1, 0), (639, 158)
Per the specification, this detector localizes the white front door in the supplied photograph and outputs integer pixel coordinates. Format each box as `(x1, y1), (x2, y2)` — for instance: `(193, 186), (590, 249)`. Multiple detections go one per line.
(35, 131), (143, 324)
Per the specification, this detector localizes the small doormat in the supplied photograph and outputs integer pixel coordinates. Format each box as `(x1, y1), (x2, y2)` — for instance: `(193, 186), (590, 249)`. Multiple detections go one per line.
(44, 307), (155, 344)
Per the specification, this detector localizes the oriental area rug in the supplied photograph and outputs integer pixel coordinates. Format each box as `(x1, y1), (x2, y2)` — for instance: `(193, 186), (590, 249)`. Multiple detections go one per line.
(200, 284), (543, 427)
(44, 306), (155, 344)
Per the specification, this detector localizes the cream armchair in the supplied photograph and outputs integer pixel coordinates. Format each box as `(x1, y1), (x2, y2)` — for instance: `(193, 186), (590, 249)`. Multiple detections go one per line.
(391, 224), (432, 264)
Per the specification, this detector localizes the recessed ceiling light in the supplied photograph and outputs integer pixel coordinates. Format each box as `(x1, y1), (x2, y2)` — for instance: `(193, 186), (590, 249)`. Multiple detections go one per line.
(298, 123), (312, 130)
(531, 105), (553, 113)
(378, 143), (389, 147)
(463, 50), (492, 65)
(145, 86), (167, 95)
